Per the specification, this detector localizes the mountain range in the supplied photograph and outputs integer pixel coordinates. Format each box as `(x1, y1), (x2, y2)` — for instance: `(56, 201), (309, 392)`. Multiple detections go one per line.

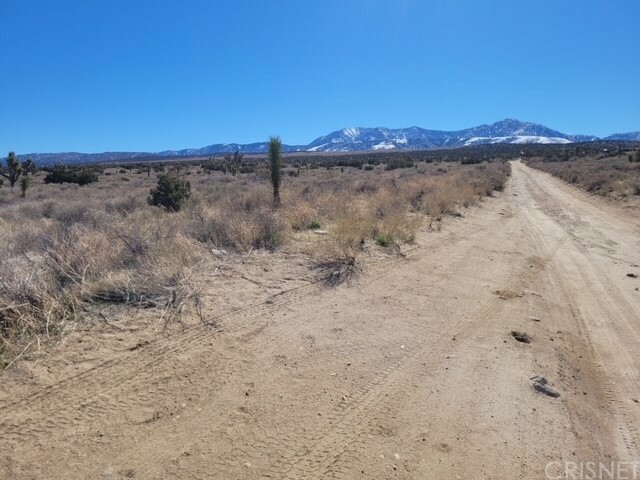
(18, 119), (640, 165)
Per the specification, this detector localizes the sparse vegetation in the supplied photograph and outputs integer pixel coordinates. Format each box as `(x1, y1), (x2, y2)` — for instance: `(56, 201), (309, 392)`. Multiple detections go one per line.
(0, 156), (510, 364)
(527, 154), (640, 197)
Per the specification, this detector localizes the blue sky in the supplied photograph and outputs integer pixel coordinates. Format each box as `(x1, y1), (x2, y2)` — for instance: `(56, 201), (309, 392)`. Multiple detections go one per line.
(1, 0), (638, 153)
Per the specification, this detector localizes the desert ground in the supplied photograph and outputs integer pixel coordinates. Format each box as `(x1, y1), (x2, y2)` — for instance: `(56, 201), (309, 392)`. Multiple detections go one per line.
(2, 160), (640, 479)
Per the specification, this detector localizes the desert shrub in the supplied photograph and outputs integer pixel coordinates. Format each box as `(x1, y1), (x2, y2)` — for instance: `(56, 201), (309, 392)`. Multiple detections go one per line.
(287, 202), (321, 231)
(586, 176), (610, 192)
(461, 157), (483, 165)
(105, 194), (147, 216)
(148, 174), (191, 211)
(385, 156), (414, 170)
(375, 232), (394, 247)
(528, 157), (640, 197)
(0, 155), (514, 364)
(187, 206), (286, 251)
(44, 166), (99, 186)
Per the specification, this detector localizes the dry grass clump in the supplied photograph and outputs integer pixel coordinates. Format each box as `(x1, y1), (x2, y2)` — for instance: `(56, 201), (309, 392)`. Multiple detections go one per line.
(0, 160), (510, 363)
(300, 161), (509, 267)
(0, 177), (208, 362)
(527, 156), (640, 197)
(186, 184), (287, 251)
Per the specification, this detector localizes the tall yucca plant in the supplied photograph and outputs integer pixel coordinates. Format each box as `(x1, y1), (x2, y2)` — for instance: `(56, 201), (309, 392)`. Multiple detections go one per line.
(269, 136), (282, 207)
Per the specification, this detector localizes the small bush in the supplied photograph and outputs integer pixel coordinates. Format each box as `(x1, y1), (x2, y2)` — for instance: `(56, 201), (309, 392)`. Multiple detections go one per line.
(44, 166), (99, 186)
(375, 232), (394, 247)
(385, 156), (414, 171)
(587, 176), (609, 192)
(148, 174), (191, 212)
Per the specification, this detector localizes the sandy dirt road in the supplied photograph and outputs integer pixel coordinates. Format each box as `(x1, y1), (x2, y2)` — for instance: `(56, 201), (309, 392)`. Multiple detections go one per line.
(2, 160), (640, 479)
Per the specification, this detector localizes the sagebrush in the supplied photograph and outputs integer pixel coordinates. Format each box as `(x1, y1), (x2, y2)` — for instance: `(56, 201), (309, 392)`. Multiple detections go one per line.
(0, 159), (510, 363)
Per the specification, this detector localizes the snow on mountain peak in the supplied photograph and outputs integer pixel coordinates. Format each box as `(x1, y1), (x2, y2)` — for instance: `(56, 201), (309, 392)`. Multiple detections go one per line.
(341, 127), (361, 139)
(303, 119), (597, 152)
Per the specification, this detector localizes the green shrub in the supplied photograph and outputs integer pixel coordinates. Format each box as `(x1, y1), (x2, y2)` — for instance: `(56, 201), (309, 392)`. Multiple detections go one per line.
(375, 232), (394, 247)
(385, 156), (414, 171)
(44, 166), (99, 185)
(147, 174), (191, 211)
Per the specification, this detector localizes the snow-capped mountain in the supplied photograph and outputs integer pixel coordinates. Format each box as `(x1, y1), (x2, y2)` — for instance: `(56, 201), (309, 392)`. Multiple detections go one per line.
(305, 119), (598, 152)
(16, 119), (635, 165)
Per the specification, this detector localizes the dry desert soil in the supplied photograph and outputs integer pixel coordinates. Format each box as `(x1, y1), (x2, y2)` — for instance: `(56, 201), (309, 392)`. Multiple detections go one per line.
(2, 160), (640, 479)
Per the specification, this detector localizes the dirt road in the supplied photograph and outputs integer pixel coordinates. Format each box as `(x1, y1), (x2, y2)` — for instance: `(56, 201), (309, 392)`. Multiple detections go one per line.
(2, 160), (640, 479)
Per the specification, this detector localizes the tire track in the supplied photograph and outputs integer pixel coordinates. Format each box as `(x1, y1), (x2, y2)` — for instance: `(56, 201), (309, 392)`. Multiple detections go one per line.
(0, 203), (502, 445)
(259, 250), (542, 480)
(85, 202), (515, 478)
(516, 161), (640, 460)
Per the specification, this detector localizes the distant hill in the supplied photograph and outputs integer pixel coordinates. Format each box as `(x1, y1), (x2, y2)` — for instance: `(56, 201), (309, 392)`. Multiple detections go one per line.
(604, 131), (640, 141)
(11, 119), (637, 165)
(24, 151), (157, 164)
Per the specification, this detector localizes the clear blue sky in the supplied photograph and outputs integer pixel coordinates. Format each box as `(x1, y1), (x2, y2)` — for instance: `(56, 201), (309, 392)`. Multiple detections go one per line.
(2, 0), (638, 154)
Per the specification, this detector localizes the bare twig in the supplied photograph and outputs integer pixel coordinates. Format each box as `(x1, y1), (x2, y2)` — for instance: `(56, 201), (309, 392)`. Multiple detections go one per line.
(0, 303), (30, 313)
(5, 341), (33, 369)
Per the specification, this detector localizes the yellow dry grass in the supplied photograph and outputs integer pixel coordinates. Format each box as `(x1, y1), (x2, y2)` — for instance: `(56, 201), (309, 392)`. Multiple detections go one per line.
(0, 160), (510, 362)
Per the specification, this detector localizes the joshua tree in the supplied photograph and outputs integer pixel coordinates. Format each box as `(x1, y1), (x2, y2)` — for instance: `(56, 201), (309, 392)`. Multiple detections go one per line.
(23, 158), (36, 176)
(268, 136), (282, 207)
(224, 151), (243, 176)
(1, 152), (23, 189)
